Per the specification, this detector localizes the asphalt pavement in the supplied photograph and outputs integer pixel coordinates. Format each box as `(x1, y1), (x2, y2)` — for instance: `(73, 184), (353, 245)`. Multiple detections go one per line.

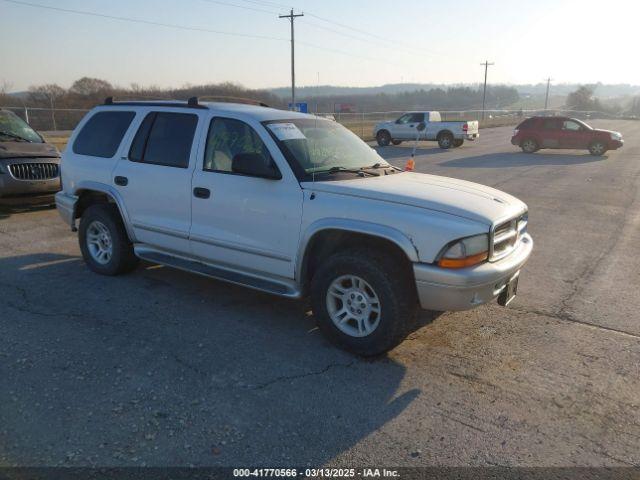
(0, 120), (638, 467)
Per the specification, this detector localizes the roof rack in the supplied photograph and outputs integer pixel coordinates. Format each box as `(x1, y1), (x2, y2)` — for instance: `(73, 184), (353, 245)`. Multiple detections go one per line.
(195, 96), (270, 108)
(102, 96), (207, 110)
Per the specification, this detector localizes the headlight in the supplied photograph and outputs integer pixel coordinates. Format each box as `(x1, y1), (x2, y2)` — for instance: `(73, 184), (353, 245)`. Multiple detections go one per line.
(437, 233), (489, 269)
(610, 132), (622, 141)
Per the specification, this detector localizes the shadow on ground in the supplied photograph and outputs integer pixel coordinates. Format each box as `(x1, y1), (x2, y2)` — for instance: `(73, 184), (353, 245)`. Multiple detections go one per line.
(438, 151), (606, 168)
(0, 203), (56, 220)
(373, 144), (449, 160)
(0, 253), (436, 466)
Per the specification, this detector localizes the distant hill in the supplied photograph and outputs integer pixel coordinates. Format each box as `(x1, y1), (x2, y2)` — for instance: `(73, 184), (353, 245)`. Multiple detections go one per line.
(270, 83), (640, 99)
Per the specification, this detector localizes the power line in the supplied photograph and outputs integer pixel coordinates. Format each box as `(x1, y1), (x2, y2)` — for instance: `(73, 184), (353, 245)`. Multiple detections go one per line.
(1, 0), (402, 66)
(198, 0), (280, 15)
(1, 0), (288, 42)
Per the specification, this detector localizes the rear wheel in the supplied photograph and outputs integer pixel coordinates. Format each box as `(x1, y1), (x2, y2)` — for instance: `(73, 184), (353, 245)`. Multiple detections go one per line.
(588, 141), (607, 156)
(521, 138), (538, 153)
(437, 132), (454, 149)
(310, 247), (417, 356)
(376, 130), (391, 147)
(453, 139), (464, 148)
(79, 204), (138, 276)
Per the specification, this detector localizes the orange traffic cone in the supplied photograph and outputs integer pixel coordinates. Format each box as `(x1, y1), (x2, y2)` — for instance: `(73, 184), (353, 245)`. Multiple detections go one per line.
(405, 157), (415, 171)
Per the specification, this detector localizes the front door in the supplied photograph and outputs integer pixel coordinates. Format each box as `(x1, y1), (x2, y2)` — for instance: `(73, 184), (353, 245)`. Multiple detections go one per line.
(113, 110), (201, 253)
(390, 113), (424, 140)
(189, 116), (303, 279)
(559, 119), (590, 149)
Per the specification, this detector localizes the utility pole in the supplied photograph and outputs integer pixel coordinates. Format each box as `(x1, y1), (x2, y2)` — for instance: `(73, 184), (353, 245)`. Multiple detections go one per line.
(279, 8), (304, 110)
(544, 77), (552, 111)
(480, 60), (494, 121)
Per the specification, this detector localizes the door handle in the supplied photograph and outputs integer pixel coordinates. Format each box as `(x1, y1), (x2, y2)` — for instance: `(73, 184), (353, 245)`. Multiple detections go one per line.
(193, 187), (210, 199)
(114, 176), (128, 186)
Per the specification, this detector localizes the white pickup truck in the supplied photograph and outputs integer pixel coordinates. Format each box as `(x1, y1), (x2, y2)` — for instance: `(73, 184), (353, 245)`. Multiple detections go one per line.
(56, 98), (531, 356)
(374, 111), (479, 149)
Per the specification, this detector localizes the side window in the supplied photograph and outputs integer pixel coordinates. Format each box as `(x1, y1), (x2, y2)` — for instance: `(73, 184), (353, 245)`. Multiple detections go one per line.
(396, 114), (412, 124)
(562, 120), (582, 131)
(204, 117), (272, 174)
(128, 112), (198, 168)
(73, 111), (135, 158)
(542, 119), (559, 130)
(409, 113), (425, 123)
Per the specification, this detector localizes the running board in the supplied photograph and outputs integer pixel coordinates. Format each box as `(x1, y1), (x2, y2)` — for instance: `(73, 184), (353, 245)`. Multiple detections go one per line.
(135, 246), (301, 298)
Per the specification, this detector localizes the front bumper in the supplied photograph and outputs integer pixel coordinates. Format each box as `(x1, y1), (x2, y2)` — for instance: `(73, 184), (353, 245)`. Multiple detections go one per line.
(413, 233), (533, 311)
(0, 158), (60, 198)
(609, 139), (624, 150)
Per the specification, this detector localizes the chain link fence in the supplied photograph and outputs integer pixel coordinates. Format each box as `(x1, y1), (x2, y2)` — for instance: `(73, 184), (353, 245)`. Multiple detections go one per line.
(1, 105), (634, 146)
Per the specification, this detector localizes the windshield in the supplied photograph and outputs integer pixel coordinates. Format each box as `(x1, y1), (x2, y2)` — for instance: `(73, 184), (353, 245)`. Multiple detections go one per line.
(0, 110), (43, 143)
(264, 118), (388, 174)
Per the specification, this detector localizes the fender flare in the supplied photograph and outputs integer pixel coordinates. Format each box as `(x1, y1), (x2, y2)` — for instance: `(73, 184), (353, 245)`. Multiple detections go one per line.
(295, 218), (419, 281)
(73, 181), (137, 242)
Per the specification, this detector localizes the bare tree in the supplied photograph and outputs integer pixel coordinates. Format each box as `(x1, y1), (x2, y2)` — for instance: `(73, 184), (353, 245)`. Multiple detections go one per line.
(29, 84), (66, 130)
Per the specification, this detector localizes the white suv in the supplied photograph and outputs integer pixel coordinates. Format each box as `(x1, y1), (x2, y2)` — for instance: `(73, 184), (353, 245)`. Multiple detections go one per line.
(56, 98), (533, 356)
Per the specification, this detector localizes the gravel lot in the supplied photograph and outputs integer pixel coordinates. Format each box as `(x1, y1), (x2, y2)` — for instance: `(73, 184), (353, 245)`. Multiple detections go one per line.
(0, 121), (638, 467)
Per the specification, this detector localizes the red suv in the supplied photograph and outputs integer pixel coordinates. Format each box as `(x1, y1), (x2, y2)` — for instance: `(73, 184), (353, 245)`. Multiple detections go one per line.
(511, 116), (624, 156)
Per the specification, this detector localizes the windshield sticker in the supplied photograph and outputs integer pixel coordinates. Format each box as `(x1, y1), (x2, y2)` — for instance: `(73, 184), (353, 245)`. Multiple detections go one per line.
(267, 123), (306, 141)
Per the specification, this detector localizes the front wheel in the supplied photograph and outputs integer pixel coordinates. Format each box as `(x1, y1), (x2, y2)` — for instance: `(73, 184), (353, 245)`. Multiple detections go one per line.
(437, 132), (454, 149)
(589, 141), (607, 156)
(310, 248), (417, 356)
(376, 130), (391, 147)
(453, 139), (464, 148)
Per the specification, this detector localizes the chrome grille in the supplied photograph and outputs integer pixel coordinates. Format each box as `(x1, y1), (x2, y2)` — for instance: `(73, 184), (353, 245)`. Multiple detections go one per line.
(9, 163), (59, 180)
(490, 212), (527, 261)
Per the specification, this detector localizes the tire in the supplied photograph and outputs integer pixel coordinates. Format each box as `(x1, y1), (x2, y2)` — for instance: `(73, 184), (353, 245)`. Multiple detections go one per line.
(437, 132), (454, 149)
(376, 130), (391, 147)
(310, 247), (417, 356)
(391, 139), (402, 146)
(521, 138), (538, 153)
(588, 141), (607, 156)
(78, 203), (138, 276)
(453, 139), (464, 148)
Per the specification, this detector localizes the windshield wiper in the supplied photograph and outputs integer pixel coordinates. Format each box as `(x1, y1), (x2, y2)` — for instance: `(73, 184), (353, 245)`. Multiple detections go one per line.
(321, 166), (380, 177)
(0, 130), (32, 142)
(364, 162), (402, 172)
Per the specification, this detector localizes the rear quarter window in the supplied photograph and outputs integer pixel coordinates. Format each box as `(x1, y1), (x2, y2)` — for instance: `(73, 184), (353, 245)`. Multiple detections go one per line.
(73, 111), (136, 158)
(516, 118), (536, 130)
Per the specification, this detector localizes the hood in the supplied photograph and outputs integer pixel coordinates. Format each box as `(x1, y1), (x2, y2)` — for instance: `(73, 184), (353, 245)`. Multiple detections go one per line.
(303, 172), (527, 226)
(593, 128), (620, 136)
(0, 141), (59, 160)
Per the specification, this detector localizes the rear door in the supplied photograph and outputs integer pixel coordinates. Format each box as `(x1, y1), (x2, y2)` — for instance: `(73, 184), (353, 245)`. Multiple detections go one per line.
(112, 110), (202, 253)
(539, 117), (562, 148)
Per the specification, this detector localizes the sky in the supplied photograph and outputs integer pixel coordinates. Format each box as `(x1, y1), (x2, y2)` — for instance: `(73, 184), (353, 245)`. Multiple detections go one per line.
(1, 0), (638, 92)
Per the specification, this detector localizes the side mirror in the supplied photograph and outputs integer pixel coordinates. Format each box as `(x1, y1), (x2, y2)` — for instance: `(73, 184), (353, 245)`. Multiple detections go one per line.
(417, 122), (426, 132)
(231, 153), (281, 179)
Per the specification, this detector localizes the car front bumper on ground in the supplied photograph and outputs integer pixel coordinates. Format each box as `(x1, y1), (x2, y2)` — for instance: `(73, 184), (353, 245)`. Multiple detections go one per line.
(0, 158), (61, 202)
(413, 233), (533, 311)
(609, 139), (624, 150)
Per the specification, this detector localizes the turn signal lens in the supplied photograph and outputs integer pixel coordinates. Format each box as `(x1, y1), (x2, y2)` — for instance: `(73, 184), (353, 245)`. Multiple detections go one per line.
(437, 233), (489, 269)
